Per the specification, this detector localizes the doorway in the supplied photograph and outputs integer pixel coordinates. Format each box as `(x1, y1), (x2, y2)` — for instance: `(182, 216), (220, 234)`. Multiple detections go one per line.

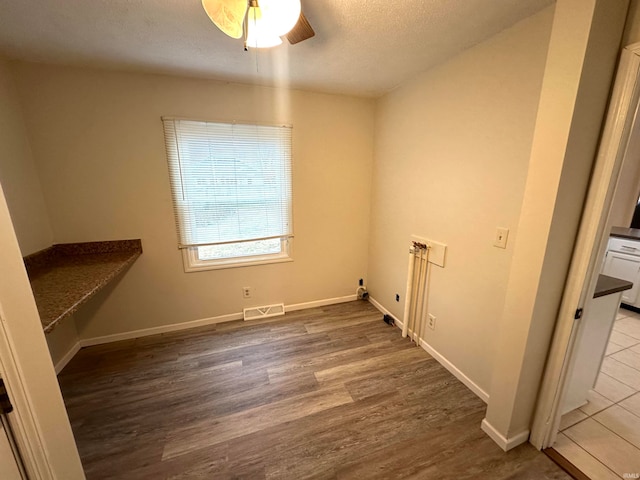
(532, 41), (640, 478)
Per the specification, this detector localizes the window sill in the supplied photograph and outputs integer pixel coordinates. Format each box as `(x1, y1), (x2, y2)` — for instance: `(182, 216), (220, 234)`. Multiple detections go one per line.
(182, 250), (293, 272)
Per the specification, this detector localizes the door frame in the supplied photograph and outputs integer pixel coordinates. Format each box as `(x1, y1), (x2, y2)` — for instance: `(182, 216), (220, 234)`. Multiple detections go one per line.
(0, 329), (49, 478)
(0, 181), (85, 478)
(0, 209), (53, 477)
(530, 41), (640, 449)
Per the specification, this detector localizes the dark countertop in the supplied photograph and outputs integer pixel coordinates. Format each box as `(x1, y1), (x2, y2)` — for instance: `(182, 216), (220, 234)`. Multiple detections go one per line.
(24, 240), (142, 333)
(611, 226), (640, 240)
(594, 274), (633, 299)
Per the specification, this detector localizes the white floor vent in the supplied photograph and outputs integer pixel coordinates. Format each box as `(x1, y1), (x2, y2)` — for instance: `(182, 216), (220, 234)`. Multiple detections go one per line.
(243, 303), (285, 321)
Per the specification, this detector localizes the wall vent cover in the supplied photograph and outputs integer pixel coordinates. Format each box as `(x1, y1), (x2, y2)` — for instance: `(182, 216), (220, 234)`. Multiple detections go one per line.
(243, 303), (285, 321)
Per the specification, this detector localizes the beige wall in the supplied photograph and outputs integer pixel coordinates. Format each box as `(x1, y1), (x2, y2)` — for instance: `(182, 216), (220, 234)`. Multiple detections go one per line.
(608, 116), (640, 227)
(12, 64), (375, 339)
(623, 0), (640, 45)
(0, 58), (73, 367)
(367, 7), (555, 394)
(0, 59), (52, 255)
(608, 0), (640, 228)
(45, 318), (80, 369)
(485, 0), (628, 443)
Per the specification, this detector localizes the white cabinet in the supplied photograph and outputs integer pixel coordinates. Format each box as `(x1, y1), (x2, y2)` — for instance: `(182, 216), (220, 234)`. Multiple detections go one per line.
(602, 252), (640, 304)
(562, 290), (622, 414)
(603, 237), (640, 306)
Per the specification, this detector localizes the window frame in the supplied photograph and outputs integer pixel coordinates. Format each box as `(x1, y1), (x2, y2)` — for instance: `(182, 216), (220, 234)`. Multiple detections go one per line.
(162, 117), (294, 272)
(182, 237), (293, 272)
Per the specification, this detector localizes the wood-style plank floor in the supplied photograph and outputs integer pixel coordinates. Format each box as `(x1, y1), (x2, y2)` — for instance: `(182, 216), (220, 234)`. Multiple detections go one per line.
(58, 301), (571, 479)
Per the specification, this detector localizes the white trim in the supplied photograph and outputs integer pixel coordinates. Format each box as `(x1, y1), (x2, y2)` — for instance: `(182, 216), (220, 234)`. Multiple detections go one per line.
(79, 311), (243, 347)
(286, 295), (357, 312)
(418, 338), (489, 404)
(0, 315), (51, 478)
(182, 239), (293, 273)
(161, 115), (293, 129)
(78, 295), (358, 347)
(181, 233), (295, 248)
(368, 296), (489, 404)
(367, 296), (392, 317)
(53, 342), (81, 375)
(481, 418), (530, 452)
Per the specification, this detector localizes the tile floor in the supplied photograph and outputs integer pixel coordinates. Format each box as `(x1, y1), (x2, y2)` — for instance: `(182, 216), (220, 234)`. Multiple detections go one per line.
(556, 308), (640, 479)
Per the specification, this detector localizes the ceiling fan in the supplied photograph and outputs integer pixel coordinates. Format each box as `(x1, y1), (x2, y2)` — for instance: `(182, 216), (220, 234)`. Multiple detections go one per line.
(202, 0), (315, 49)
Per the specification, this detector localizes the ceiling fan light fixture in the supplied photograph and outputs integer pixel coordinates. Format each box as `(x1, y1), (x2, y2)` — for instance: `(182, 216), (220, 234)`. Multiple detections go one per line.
(202, 0), (247, 39)
(258, 0), (301, 37)
(245, 5), (283, 49)
(203, 0), (306, 48)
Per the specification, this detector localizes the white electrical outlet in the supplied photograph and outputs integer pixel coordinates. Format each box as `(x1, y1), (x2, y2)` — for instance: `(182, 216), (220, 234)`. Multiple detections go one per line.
(411, 235), (447, 267)
(494, 227), (509, 249)
(428, 313), (436, 330)
(242, 287), (252, 298)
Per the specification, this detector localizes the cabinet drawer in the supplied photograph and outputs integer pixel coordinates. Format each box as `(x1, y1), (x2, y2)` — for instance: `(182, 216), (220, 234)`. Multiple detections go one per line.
(608, 237), (640, 256)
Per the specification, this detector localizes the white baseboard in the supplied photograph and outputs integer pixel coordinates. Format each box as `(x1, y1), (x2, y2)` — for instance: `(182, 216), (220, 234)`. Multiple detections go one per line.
(368, 296), (393, 317)
(481, 418), (530, 451)
(54, 342), (81, 374)
(286, 295), (357, 312)
(80, 311), (243, 347)
(418, 338), (489, 404)
(79, 295), (358, 348)
(368, 296), (489, 404)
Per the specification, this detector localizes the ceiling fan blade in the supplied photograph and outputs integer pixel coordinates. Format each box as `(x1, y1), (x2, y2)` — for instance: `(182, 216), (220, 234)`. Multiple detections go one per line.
(202, 0), (248, 39)
(286, 11), (315, 44)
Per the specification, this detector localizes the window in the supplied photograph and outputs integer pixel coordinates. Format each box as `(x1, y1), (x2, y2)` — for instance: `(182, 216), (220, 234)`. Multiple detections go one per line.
(162, 118), (293, 271)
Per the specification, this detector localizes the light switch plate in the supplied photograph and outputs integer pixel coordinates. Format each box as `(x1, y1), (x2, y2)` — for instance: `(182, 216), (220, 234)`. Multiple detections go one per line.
(411, 235), (447, 267)
(494, 227), (509, 249)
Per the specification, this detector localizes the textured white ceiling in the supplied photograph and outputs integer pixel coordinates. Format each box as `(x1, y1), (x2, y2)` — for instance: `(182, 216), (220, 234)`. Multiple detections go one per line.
(0, 0), (554, 97)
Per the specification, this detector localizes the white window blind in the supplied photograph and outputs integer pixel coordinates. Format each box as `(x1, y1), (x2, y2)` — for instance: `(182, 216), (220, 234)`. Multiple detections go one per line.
(163, 118), (293, 249)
